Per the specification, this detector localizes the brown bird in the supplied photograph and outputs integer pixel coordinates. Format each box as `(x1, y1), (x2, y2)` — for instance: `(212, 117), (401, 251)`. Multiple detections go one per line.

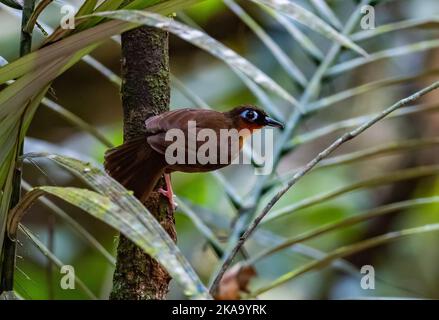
(104, 105), (283, 208)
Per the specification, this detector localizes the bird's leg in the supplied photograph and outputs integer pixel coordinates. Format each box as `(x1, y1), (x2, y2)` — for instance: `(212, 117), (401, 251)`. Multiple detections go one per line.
(158, 173), (176, 210)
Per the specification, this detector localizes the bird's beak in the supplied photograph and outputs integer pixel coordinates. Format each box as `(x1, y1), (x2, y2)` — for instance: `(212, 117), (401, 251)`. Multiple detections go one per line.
(264, 116), (284, 129)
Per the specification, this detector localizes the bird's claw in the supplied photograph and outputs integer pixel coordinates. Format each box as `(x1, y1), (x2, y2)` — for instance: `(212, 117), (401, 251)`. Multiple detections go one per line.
(158, 187), (177, 211)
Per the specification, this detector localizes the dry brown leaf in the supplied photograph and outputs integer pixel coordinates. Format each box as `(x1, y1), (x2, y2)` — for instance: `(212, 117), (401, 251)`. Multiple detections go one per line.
(214, 263), (257, 300)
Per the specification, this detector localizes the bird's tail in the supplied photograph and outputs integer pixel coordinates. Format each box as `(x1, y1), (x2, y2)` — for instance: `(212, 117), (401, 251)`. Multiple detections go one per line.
(104, 136), (165, 202)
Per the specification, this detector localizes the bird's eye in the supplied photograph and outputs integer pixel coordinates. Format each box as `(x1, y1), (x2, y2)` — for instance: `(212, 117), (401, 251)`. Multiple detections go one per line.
(241, 109), (258, 121)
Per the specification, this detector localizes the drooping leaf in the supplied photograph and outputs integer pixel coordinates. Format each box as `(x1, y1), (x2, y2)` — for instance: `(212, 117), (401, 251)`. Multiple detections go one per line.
(89, 10), (301, 109)
(0, 87), (48, 252)
(0, 0), (199, 84)
(19, 153), (211, 299)
(79, 0), (125, 30)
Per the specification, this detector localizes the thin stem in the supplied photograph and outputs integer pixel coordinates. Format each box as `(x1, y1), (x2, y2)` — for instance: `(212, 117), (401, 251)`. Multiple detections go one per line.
(19, 225), (97, 299)
(42, 98), (114, 148)
(175, 196), (224, 256)
(24, 0), (53, 35)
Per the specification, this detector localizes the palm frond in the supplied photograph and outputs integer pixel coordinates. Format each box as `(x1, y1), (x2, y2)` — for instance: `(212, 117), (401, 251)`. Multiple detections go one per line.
(17, 153), (210, 299)
(251, 223), (439, 297)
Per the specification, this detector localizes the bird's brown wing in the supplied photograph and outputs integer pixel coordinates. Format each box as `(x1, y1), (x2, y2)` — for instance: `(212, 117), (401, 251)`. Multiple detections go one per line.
(145, 109), (238, 172)
(145, 108), (230, 135)
(145, 108), (231, 155)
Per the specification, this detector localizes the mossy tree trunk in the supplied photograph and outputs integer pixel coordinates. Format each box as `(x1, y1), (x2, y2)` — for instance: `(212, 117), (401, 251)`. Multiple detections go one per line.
(109, 26), (176, 300)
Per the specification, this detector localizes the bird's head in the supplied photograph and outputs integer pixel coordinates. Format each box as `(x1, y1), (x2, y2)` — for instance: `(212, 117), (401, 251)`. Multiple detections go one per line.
(228, 105), (284, 132)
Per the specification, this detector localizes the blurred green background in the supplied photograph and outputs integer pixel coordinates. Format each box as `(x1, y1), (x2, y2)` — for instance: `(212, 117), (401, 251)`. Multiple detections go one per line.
(1, 0), (439, 299)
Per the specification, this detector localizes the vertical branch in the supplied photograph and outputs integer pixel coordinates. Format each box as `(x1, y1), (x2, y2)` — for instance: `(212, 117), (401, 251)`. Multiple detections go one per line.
(0, 0), (36, 294)
(109, 26), (174, 300)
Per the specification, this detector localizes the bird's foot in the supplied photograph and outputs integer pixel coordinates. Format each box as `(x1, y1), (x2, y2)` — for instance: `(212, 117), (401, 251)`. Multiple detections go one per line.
(158, 187), (176, 210)
(158, 173), (176, 211)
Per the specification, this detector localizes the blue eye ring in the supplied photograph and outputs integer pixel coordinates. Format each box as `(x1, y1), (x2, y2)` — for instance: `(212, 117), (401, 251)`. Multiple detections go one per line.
(241, 109), (258, 121)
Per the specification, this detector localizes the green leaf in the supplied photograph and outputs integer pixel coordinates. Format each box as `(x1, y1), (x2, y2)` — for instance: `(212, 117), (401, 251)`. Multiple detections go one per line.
(316, 137), (439, 170)
(251, 223), (439, 296)
(0, 150), (16, 258)
(266, 9), (324, 62)
(171, 74), (211, 109)
(249, 0), (368, 57)
(254, 229), (359, 278)
(0, 0), (22, 10)
(175, 196), (223, 255)
(77, 0), (98, 16)
(19, 153), (211, 299)
(0, 87), (48, 252)
(250, 197), (439, 265)
(308, 68), (439, 112)
(0, 0), (199, 84)
(266, 165), (439, 222)
(89, 9), (301, 109)
(123, 0), (162, 10)
(21, 180), (116, 266)
(288, 102), (439, 148)
(42, 98), (114, 148)
(79, 0), (125, 30)
(19, 224), (98, 299)
(309, 0), (343, 30)
(327, 39), (439, 77)
(351, 16), (439, 42)
(224, 0), (307, 87)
